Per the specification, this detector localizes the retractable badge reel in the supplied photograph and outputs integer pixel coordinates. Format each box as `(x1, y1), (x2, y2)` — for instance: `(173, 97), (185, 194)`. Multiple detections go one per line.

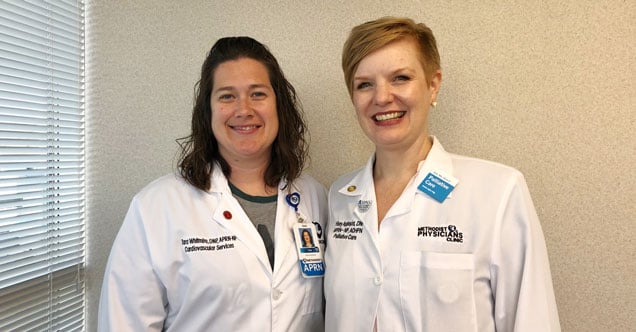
(286, 192), (325, 278)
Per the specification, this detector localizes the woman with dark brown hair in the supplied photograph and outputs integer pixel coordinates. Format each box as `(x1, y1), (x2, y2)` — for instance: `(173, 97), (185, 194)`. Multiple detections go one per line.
(99, 36), (326, 332)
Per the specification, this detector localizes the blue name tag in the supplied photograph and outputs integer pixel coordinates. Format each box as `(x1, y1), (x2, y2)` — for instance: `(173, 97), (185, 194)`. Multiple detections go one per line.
(418, 172), (457, 203)
(300, 260), (325, 277)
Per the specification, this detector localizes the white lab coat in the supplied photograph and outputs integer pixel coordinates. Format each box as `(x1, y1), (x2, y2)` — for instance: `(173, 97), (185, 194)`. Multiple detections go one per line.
(98, 165), (327, 332)
(324, 137), (560, 332)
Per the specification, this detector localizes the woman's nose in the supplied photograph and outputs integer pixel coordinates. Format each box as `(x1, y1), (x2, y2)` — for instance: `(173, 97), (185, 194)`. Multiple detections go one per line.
(235, 97), (254, 117)
(374, 82), (393, 105)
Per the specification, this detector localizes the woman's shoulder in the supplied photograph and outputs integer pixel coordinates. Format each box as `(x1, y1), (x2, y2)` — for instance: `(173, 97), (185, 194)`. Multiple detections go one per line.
(329, 164), (367, 193)
(292, 173), (326, 191)
(448, 153), (527, 188)
(133, 172), (199, 202)
(451, 153), (521, 174)
(288, 173), (329, 206)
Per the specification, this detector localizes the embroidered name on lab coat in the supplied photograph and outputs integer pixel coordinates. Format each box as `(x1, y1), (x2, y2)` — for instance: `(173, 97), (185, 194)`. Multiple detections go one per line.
(180, 235), (238, 252)
(332, 220), (364, 240)
(417, 225), (464, 243)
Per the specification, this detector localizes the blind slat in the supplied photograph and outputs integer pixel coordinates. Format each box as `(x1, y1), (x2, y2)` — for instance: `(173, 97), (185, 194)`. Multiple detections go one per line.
(0, 212), (82, 232)
(0, 105), (84, 121)
(0, 168), (83, 181)
(0, 208), (83, 229)
(0, 235), (83, 268)
(0, 28), (80, 58)
(0, 239), (85, 275)
(0, 81), (83, 103)
(4, 0), (82, 28)
(0, 14), (81, 42)
(1, 255), (84, 290)
(0, 65), (82, 89)
(0, 160), (83, 171)
(0, 199), (84, 222)
(1, 72), (83, 96)
(0, 113), (82, 126)
(0, 133), (83, 144)
(2, 0), (80, 25)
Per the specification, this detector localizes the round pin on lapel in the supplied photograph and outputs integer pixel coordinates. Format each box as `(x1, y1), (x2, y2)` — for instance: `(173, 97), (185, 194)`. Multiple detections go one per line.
(223, 210), (232, 220)
(347, 185), (356, 192)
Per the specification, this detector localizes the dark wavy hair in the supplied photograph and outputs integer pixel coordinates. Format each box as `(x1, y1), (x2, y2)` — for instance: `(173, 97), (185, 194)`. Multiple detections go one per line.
(177, 36), (307, 191)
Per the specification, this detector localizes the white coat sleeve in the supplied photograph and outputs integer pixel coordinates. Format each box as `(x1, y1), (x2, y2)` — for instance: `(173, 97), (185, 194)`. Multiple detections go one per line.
(97, 196), (167, 332)
(491, 172), (561, 332)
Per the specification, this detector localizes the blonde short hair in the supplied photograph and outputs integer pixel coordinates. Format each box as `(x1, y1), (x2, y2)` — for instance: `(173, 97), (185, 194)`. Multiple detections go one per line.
(342, 16), (441, 97)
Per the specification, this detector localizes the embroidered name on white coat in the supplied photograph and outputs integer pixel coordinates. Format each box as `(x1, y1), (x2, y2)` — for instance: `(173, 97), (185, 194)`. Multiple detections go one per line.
(180, 235), (238, 252)
(332, 220), (364, 240)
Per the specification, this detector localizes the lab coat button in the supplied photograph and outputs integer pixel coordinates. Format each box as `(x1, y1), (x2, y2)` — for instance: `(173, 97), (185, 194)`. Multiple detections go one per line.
(272, 289), (282, 300)
(373, 276), (383, 285)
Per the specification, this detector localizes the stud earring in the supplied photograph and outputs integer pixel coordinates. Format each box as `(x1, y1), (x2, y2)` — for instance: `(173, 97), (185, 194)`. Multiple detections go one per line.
(431, 101), (437, 108)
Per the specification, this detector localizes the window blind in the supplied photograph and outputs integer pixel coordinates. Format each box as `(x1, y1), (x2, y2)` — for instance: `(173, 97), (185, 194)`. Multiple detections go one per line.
(0, 0), (85, 331)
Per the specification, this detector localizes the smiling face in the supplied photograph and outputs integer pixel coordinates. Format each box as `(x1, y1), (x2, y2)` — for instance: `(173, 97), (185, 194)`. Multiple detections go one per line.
(211, 57), (279, 164)
(302, 230), (312, 246)
(351, 38), (441, 151)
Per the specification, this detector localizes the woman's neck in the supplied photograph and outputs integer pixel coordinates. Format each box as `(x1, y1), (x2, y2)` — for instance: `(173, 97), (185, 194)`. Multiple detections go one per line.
(373, 135), (432, 182)
(372, 135), (432, 225)
(226, 158), (277, 196)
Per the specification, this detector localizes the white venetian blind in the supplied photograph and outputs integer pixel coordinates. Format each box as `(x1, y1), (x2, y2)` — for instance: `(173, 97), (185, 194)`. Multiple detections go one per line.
(0, 0), (85, 331)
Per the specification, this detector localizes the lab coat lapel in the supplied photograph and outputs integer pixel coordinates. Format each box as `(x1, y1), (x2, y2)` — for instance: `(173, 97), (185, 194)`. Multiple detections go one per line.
(347, 137), (456, 223)
(207, 167), (272, 274)
(272, 183), (296, 277)
(414, 136), (455, 201)
(388, 136), (456, 217)
(337, 156), (380, 242)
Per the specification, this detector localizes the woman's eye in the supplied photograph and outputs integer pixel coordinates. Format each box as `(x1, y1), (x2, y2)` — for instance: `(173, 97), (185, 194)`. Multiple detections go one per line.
(394, 75), (411, 82)
(355, 82), (372, 90)
(218, 94), (235, 101)
(251, 91), (267, 99)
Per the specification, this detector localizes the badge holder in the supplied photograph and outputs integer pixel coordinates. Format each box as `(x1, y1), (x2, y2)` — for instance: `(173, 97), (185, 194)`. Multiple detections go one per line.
(286, 193), (325, 278)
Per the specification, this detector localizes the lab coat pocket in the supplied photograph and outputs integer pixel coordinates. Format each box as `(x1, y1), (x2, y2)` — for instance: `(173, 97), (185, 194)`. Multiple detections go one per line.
(301, 277), (324, 315)
(400, 251), (477, 332)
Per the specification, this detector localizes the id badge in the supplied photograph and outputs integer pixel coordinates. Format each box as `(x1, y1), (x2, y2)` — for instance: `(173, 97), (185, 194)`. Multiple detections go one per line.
(418, 170), (459, 203)
(293, 223), (325, 278)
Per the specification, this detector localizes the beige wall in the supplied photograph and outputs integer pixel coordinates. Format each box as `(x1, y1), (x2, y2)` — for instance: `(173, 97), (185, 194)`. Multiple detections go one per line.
(86, 1), (635, 331)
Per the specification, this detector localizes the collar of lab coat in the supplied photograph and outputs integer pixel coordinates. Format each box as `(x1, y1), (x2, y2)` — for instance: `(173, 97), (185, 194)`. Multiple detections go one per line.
(337, 136), (456, 219)
(205, 163), (296, 277)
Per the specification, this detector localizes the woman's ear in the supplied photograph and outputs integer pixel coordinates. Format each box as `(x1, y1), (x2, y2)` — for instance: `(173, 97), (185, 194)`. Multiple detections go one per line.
(429, 70), (442, 102)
